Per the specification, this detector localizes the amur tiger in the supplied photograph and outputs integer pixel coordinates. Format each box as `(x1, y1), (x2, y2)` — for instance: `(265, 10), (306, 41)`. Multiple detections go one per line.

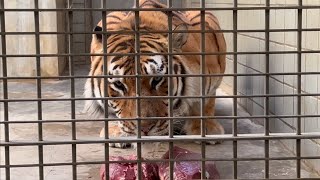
(84, 0), (227, 148)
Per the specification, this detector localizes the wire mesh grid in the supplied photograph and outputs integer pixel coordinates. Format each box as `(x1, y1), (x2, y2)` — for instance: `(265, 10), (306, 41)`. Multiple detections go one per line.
(0, 0), (320, 179)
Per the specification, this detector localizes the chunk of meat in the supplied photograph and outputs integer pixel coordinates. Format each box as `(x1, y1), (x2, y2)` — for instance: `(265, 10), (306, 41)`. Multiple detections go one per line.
(99, 146), (220, 180)
(158, 146), (220, 180)
(99, 156), (159, 180)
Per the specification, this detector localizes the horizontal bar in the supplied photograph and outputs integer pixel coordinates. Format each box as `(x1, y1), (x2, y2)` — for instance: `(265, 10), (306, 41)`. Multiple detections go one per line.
(1, 71), (320, 81)
(1, 155), (320, 168)
(2, 27), (320, 35)
(1, 93), (320, 102)
(1, 6), (320, 12)
(0, 50), (319, 57)
(1, 133), (319, 146)
(1, 114), (319, 125)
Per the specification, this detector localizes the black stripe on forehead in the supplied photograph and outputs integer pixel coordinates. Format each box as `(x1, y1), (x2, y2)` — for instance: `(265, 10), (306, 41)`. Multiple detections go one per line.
(107, 14), (122, 21)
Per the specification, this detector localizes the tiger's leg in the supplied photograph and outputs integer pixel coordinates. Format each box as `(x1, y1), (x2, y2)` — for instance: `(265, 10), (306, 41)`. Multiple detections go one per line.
(99, 122), (132, 148)
(183, 98), (224, 145)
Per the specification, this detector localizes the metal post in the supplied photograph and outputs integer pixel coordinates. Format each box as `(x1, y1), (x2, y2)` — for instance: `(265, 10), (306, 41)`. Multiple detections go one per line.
(67, 1), (77, 179)
(296, 0), (303, 178)
(264, 0), (270, 178)
(0, 0), (10, 179)
(134, 1), (142, 179)
(200, 0), (207, 179)
(167, 0), (174, 179)
(232, 0), (238, 178)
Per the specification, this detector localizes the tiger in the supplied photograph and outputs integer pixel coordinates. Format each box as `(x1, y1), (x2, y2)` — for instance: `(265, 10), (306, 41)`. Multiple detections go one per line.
(84, 0), (227, 148)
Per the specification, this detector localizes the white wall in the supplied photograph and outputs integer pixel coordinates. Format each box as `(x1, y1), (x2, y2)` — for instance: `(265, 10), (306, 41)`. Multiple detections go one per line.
(0, 0), (66, 77)
(188, 0), (320, 174)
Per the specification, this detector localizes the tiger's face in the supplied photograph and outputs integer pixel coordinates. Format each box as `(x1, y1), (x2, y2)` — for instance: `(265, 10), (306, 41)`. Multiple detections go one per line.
(86, 21), (188, 136)
(106, 54), (170, 136)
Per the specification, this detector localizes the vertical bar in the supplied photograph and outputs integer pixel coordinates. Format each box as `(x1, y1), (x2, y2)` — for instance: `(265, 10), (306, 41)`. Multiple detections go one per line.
(200, 0), (206, 179)
(134, 1), (142, 179)
(0, 0), (10, 179)
(264, 0), (270, 179)
(232, 0), (238, 179)
(67, 1), (77, 179)
(34, 1), (44, 179)
(296, 0), (302, 178)
(167, 0), (174, 180)
(101, 0), (109, 179)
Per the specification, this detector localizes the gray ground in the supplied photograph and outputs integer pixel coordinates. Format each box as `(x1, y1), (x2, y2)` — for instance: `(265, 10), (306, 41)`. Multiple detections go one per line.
(0, 66), (319, 180)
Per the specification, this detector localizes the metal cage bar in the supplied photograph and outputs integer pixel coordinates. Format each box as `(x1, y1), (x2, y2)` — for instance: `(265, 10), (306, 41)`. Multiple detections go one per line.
(1, 133), (320, 146)
(134, 1), (142, 179)
(2, 27), (320, 36)
(0, 1), (320, 180)
(2, 27), (320, 35)
(2, 92), (320, 102)
(264, 0), (270, 178)
(33, 1), (44, 179)
(101, 0), (110, 179)
(232, 0), (238, 178)
(1, 50), (320, 58)
(1, 114), (320, 125)
(296, 0), (303, 178)
(1, 71), (320, 80)
(1, 6), (320, 11)
(0, 0), (10, 179)
(166, 0), (175, 179)
(66, 1), (77, 179)
(200, 0), (207, 179)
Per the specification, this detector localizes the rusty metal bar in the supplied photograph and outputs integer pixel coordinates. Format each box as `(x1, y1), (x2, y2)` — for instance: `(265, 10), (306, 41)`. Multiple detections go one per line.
(200, 0), (207, 179)
(1, 6), (320, 12)
(66, 1), (77, 179)
(100, 0), (110, 179)
(1, 50), (320, 58)
(1, 114), (320, 125)
(0, 0), (10, 179)
(233, 0), (238, 178)
(1, 71), (320, 80)
(296, 0), (303, 178)
(1, 133), (320, 146)
(2, 93), (320, 102)
(264, 0), (270, 178)
(166, 0), (174, 179)
(134, 1), (142, 179)
(2, 27), (320, 35)
(33, 0), (44, 179)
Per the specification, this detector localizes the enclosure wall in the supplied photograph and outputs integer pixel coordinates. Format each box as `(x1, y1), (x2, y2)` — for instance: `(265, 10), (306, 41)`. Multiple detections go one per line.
(0, 0), (66, 77)
(187, 0), (320, 173)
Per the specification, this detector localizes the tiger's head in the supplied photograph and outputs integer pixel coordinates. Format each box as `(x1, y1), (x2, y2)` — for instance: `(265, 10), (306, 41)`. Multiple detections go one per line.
(84, 10), (190, 136)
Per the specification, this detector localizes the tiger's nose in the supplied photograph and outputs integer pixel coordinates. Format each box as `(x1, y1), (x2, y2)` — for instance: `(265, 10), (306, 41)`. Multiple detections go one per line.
(141, 127), (149, 136)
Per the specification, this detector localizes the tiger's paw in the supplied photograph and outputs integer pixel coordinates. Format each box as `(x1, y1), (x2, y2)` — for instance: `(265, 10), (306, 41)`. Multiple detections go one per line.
(194, 139), (223, 145)
(109, 142), (132, 148)
(184, 119), (225, 145)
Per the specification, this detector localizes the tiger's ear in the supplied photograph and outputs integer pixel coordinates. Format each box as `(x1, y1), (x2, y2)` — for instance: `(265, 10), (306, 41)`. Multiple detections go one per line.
(93, 26), (103, 42)
(172, 24), (188, 49)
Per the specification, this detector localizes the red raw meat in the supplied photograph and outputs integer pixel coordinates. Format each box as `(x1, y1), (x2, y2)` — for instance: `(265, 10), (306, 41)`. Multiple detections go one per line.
(99, 156), (159, 180)
(99, 147), (220, 180)
(158, 146), (220, 180)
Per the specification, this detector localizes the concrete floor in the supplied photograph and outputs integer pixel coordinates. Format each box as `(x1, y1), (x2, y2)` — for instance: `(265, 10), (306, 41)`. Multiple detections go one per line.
(0, 66), (319, 180)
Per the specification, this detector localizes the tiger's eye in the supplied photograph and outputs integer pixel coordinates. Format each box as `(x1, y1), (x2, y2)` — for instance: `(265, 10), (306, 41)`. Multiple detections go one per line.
(153, 76), (163, 82)
(114, 81), (126, 92)
(114, 81), (122, 87)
